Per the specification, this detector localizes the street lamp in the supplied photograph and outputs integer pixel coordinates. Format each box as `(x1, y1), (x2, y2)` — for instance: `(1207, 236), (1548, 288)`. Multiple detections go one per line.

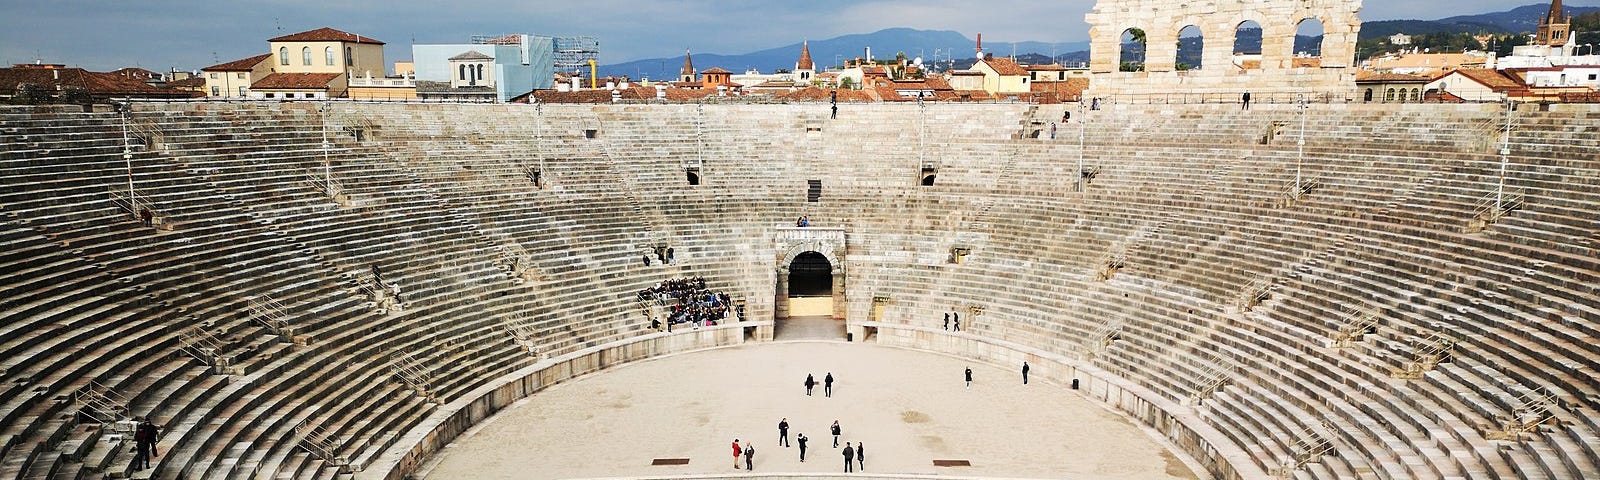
(120, 103), (137, 215)
(1296, 94), (1307, 196)
(1077, 101), (1087, 192)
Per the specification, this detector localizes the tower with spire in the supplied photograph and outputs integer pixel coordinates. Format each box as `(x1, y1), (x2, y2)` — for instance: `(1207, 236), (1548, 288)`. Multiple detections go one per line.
(680, 50), (697, 83)
(794, 41), (815, 84)
(1536, 0), (1571, 48)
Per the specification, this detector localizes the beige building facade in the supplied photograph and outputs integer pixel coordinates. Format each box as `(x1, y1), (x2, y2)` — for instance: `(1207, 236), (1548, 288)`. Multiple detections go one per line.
(268, 27), (386, 78)
(201, 53), (271, 98)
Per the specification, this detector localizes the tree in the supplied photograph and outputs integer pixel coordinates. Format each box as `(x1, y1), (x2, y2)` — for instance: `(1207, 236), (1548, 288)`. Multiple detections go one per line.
(839, 77), (856, 90)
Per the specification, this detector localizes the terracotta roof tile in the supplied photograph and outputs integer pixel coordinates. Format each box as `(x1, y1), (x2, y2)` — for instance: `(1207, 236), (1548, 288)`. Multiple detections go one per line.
(0, 66), (195, 98)
(251, 72), (343, 89)
(980, 57), (1028, 76)
(204, 53), (272, 72)
(1449, 69), (1523, 91)
(1355, 71), (1430, 83)
(796, 42), (814, 71)
(269, 27), (384, 45)
(701, 67), (732, 75)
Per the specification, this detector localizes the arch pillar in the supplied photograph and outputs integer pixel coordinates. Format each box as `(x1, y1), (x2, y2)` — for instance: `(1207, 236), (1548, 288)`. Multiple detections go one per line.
(774, 227), (847, 322)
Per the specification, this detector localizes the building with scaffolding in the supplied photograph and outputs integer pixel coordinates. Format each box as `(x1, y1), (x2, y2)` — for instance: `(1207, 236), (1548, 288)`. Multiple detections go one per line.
(412, 34), (596, 102)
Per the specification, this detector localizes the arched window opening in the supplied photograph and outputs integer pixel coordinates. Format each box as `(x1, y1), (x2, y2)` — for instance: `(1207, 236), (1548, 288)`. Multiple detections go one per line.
(301, 47), (312, 66)
(325, 47), (335, 66)
(1364, 88), (1374, 102)
(1386, 89), (1396, 102)
(1120, 28), (1147, 72)
(459, 65), (467, 81)
(1295, 18), (1326, 63)
(279, 47), (289, 65)
(346, 47), (354, 67)
(1234, 20), (1263, 70)
(1177, 25), (1204, 71)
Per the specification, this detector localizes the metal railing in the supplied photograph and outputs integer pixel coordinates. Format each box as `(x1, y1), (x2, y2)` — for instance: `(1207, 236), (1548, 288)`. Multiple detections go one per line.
(74, 380), (129, 424)
(296, 420), (348, 466)
(248, 295), (292, 336)
(1390, 332), (1457, 379)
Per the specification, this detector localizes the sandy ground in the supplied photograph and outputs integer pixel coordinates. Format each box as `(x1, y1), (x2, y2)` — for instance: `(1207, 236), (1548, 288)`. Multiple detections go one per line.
(421, 342), (1197, 480)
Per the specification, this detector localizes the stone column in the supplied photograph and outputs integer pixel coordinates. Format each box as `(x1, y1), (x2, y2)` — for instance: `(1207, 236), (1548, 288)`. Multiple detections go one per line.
(775, 268), (789, 320)
(1145, 30), (1179, 73)
(831, 271), (846, 320)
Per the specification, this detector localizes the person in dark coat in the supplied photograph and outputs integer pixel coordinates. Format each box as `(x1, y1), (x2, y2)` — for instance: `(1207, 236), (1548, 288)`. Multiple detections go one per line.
(778, 418), (790, 447)
(744, 442), (755, 471)
(965, 367), (973, 389)
(1022, 361), (1031, 384)
(805, 374), (816, 396)
(831, 420), (842, 447)
(133, 418), (159, 470)
(943, 312), (950, 330)
(1242, 92), (1252, 110)
(824, 372), (834, 397)
(797, 433), (808, 462)
(953, 311), (960, 331)
(139, 207), (153, 227)
(842, 442), (855, 472)
(856, 441), (865, 471)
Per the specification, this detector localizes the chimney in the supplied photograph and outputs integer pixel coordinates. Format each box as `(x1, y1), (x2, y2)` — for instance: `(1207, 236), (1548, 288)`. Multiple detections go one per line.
(976, 33), (984, 56)
(655, 84), (667, 99)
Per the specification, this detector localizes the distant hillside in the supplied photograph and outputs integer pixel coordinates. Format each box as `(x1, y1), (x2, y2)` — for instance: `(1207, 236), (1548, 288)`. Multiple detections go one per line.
(1360, 3), (1600, 39)
(601, 28), (1087, 80)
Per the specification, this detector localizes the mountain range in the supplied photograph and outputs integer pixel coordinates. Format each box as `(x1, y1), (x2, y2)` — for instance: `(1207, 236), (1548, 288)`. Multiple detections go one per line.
(602, 3), (1594, 80)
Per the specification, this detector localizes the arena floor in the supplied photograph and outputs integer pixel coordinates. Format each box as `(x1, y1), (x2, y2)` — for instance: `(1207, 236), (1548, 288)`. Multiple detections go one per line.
(418, 342), (1199, 480)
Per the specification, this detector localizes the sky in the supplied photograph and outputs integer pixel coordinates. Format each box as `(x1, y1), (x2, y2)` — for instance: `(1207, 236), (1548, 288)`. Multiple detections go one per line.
(0, 0), (1594, 72)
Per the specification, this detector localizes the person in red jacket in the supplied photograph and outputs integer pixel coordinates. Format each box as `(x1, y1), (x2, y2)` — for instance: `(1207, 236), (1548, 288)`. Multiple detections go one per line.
(731, 438), (742, 469)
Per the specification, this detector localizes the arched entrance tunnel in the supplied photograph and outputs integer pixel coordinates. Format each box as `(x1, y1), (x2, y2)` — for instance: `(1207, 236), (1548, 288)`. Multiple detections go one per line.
(786, 251), (834, 316)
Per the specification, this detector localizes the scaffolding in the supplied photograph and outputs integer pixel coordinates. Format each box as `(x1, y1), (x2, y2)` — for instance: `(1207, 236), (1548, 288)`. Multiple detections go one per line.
(552, 36), (601, 75)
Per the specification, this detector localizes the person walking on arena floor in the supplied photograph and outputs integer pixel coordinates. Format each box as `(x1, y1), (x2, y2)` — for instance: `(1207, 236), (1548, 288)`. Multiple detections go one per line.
(731, 438), (742, 469)
(744, 442), (755, 471)
(797, 433), (808, 462)
(965, 367), (973, 389)
(779, 418), (790, 447)
(805, 374), (816, 396)
(831, 420), (842, 447)
(825, 372), (834, 397)
(1023, 361), (1031, 384)
(856, 441), (865, 471)
(843, 442), (855, 472)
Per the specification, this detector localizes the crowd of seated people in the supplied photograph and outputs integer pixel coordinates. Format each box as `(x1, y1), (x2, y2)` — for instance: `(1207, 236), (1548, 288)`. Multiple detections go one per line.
(638, 277), (733, 329)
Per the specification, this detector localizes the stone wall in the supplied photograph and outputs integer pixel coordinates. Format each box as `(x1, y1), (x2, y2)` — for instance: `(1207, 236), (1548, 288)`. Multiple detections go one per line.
(1085, 0), (1362, 98)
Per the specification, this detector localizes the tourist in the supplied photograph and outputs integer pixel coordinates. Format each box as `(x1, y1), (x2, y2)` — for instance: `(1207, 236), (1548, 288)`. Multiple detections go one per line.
(779, 418), (790, 447)
(943, 312), (950, 330)
(1242, 92), (1251, 110)
(856, 441), (865, 471)
(797, 433), (808, 461)
(952, 312), (960, 332)
(965, 367), (973, 389)
(843, 442), (855, 472)
(744, 442), (755, 471)
(805, 374), (816, 396)
(1062, 110), (1071, 122)
(831, 420), (842, 447)
(1023, 361), (1031, 384)
(732, 438), (742, 469)
(133, 417), (160, 470)
(1050, 122), (1057, 139)
(388, 282), (402, 304)
(825, 372), (834, 397)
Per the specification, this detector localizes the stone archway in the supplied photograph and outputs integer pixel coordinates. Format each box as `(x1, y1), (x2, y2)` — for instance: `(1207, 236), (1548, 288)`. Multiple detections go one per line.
(774, 228), (846, 322)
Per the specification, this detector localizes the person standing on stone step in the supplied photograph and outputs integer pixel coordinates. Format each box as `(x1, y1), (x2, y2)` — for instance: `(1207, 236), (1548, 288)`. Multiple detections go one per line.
(943, 312), (950, 330)
(805, 374), (816, 396)
(965, 366), (973, 389)
(856, 441), (865, 471)
(132, 417), (159, 470)
(139, 207), (153, 227)
(797, 433), (809, 462)
(831, 420), (842, 447)
(842, 442), (855, 472)
(731, 438), (742, 469)
(952, 312), (961, 332)
(1050, 122), (1057, 140)
(824, 372), (834, 397)
(778, 418), (790, 447)
(1242, 92), (1252, 110)
(744, 441), (755, 471)
(1023, 361), (1031, 384)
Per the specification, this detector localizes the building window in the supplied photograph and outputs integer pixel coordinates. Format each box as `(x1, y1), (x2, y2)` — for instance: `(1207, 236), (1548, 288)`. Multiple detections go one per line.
(459, 64), (467, 80)
(1385, 88), (1395, 102)
(346, 47), (354, 67)
(208, 72), (217, 79)
(325, 47), (335, 66)
(265, 93), (275, 98)
(302, 47), (312, 66)
(239, 86), (248, 96)
(211, 86), (220, 96)
(280, 47), (289, 65)
(476, 64), (484, 80)
(236, 72), (245, 79)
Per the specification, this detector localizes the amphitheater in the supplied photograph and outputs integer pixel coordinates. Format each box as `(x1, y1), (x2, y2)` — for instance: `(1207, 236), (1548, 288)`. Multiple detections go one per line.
(1, 98), (1597, 480)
